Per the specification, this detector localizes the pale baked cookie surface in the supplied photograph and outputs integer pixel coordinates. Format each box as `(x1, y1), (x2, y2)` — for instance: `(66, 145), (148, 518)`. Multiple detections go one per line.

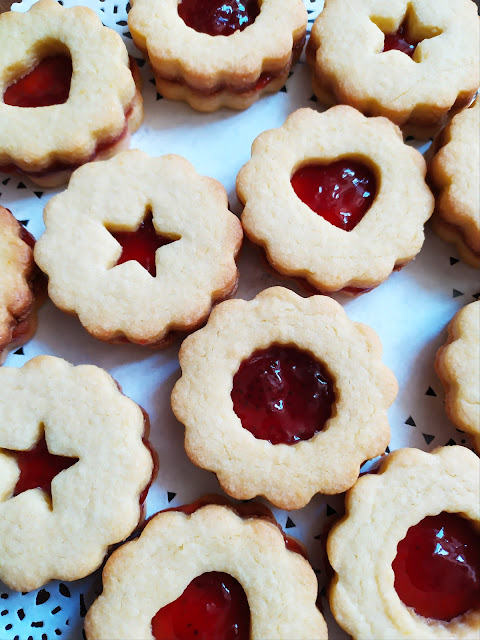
(171, 287), (397, 510)
(35, 149), (242, 346)
(0, 356), (154, 592)
(0, 0), (143, 186)
(237, 106), (434, 293)
(84, 502), (327, 640)
(128, 0), (307, 111)
(429, 99), (480, 268)
(328, 446), (480, 640)
(0, 206), (39, 364)
(306, 0), (479, 133)
(436, 301), (480, 453)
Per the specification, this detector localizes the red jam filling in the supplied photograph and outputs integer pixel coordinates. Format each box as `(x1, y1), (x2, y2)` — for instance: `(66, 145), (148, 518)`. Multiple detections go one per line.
(392, 512), (480, 621)
(231, 345), (335, 445)
(109, 213), (177, 277)
(178, 0), (260, 36)
(291, 160), (376, 232)
(5, 433), (78, 499)
(3, 55), (72, 108)
(382, 20), (418, 57)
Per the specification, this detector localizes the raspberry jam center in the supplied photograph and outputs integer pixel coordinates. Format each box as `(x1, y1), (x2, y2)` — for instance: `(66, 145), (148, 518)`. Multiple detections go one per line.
(110, 213), (177, 277)
(382, 20), (418, 57)
(4, 433), (78, 499)
(3, 55), (72, 108)
(151, 572), (250, 640)
(392, 513), (480, 621)
(291, 160), (376, 232)
(178, 0), (260, 37)
(231, 345), (335, 445)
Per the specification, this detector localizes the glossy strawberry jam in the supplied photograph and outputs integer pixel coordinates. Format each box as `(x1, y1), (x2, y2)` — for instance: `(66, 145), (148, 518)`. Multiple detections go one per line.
(4, 55), (72, 108)
(178, 0), (260, 37)
(6, 434), (78, 499)
(291, 160), (376, 232)
(382, 20), (418, 57)
(231, 345), (335, 445)
(110, 213), (176, 277)
(392, 512), (480, 621)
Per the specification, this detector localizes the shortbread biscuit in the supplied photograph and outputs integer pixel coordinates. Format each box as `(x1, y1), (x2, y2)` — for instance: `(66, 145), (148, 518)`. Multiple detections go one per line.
(84, 501), (327, 639)
(429, 99), (480, 268)
(328, 447), (480, 639)
(237, 106), (434, 293)
(171, 286), (397, 510)
(0, 206), (42, 364)
(306, 0), (479, 134)
(436, 302), (480, 453)
(128, 0), (307, 112)
(35, 150), (242, 346)
(0, 356), (155, 592)
(0, 0), (143, 186)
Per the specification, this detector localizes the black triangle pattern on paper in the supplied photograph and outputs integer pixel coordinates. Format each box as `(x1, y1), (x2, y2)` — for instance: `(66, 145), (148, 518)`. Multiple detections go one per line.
(405, 415), (416, 426)
(135, 57), (146, 68)
(19, 220), (29, 226)
(156, 93), (163, 101)
(14, 348), (24, 356)
(452, 289), (464, 298)
(2, 178), (10, 185)
(314, 533), (322, 540)
(309, 94), (318, 102)
(446, 438), (457, 446)
(326, 504), (336, 516)
(425, 386), (437, 397)
(385, 446), (391, 453)
(17, 182), (27, 189)
(167, 491), (176, 502)
(280, 86), (288, 93)
(473, 292), (480, 301)
(449, 257), (459, 265)
(149, 78), (156, 86)
(423, 433), (435, 445)
(34, 192), (44, 199)
(285, 517), (295, 528)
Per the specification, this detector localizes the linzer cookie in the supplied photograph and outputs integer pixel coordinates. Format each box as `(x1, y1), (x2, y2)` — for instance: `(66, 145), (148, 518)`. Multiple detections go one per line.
(127, 0), (307, 112)
(436, 301), (480, 454)
(328, 447), (480, 639)
(0, 0), (143, 187)
(0, 356), (156, 592)
(237, 106), (434, 294)
(429, 99), (480, 268)
(84, 501), (327, 639)
(0, 206), (42, 364)
(34, 150), (242, 346)
(171, 287), (397, 510)
(306, 0), (479, 134)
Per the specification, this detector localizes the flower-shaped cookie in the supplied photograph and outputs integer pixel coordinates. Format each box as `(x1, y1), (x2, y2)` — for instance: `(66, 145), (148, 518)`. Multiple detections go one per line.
(0, 206), (42, 364)
(35, 150), (242, 346)
(171, 287), (397, 510)
(84, 501), (327, 639)
(328, 447), (480, 639)
(436, 302), (480, 453)
(0, 0), (143, 186)
(306, 0), (479, 134)
(429, 99), (480, 268)
(238, 106), (434, 293)
(128, 0), (307, 111)
(0, 356), (155, 592)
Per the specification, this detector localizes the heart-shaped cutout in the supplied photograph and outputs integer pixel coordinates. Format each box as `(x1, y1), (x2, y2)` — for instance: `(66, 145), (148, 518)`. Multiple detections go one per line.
(291, 159), (376, 232)
(4, 54), (72, 108)
(178, 0), (260, 37)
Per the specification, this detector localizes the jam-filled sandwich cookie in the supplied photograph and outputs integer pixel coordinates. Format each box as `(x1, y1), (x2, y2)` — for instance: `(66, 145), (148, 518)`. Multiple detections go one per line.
(237, 106), (434, 294)
(307, 0), (479, 135)
(84, 500), (328, 640)
(429, 99), (480, 268)
(0, 0), (143, 187)
(0, 206), (43, 364)
(0, 356), (156, 592)
(35, 150), (242, 346)
(328, 446), (480, 639)
(436, 301), (480, 454)
(127, 0), (307, 112)
(171, 287), (397, 510)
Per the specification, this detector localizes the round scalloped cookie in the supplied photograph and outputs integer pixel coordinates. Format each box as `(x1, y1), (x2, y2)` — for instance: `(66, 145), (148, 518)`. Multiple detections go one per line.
(436, 302), (480, 453)
(34, 149), (242, 346)
(0, 0), (143, 186)
(84, 502), (327, 639)
(0, 356), (155, 592)
(328, 446), (480, 639)
(127, 0), (307, 112)
(171, 286), (397, 510)
(429, 99), (480, 268)
(237, 106), (434, 293)
(306, 0), (479, 134)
